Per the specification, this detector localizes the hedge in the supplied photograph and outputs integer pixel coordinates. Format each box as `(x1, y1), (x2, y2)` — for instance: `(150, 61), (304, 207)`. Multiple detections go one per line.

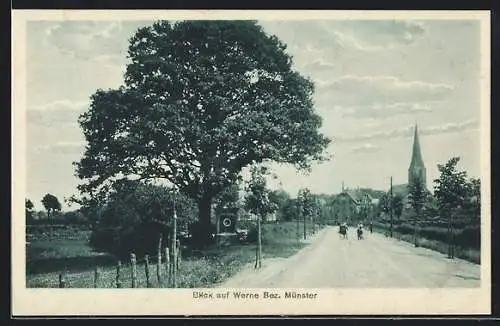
(374, 221), (480, 250)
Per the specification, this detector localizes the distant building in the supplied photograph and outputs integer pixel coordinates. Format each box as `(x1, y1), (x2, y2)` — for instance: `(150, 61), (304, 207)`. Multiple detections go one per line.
(330, 185), (382, 225)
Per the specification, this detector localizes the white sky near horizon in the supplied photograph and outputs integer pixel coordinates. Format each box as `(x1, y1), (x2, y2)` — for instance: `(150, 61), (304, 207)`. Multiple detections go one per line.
(25, 19), (482, 211)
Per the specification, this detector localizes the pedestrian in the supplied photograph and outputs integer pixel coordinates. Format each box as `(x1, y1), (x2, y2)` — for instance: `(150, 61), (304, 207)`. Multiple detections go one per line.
(369, 222), (373, 234)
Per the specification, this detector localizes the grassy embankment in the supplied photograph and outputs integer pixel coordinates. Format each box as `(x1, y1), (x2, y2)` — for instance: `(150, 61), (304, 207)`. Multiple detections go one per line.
(27, 221), (319, 288)
(372, 221), (480, 264)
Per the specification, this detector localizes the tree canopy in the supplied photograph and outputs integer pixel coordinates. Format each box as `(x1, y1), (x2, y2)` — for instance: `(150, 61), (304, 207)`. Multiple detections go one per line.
(25, 198), (34, 221)
(433, 157), (468, 216)
(41, 193), (61, 219)
(408, 177), (426, 220)
(74, 20), (330, 243)
(89, 180), (197, 257)
(244, 166), (278, 220)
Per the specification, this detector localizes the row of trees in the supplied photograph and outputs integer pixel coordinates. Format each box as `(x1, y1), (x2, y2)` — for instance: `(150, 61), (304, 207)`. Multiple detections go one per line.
(26, 194), (63, 222)
(377, 157), (480, 258)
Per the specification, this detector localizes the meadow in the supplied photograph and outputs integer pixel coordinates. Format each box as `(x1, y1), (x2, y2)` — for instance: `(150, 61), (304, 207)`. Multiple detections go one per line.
(26, 221), (316, 288)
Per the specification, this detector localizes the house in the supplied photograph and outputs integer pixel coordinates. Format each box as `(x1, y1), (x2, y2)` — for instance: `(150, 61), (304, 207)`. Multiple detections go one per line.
(330, 186), (382, 225)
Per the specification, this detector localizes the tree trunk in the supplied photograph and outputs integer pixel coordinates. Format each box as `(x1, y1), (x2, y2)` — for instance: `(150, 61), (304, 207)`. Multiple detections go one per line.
(197, 195), (213, 247)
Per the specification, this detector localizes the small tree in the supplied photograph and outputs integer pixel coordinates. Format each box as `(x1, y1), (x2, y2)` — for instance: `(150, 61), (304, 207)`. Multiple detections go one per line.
(41, 194), (61, 219)
(379, 193), (391, 217)
(281, 196), (298, 222)
(268, 189), (291, 222)
(392, 194), (404, 220)
(433, 157), (468, 258)
(25, 198), (34, 222)
(408, 177), (426, 246)
(297, 188), (312, 239)
(464, 178), (481, 223)
(244, 165), (278, 269)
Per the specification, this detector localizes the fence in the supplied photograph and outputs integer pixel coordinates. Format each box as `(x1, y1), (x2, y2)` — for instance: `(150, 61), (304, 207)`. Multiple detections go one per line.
(56, 243), (182, 288)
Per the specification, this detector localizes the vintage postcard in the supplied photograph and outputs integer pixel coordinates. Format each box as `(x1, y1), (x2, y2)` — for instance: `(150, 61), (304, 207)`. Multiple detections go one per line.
(12, 10), (491, 316)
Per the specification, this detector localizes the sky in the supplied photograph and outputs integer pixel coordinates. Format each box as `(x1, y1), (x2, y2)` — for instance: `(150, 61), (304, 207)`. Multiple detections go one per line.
(25, 19), (483, 211)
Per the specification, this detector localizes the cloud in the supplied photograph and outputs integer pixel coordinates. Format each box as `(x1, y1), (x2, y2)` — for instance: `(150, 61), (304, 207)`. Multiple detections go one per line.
(29, 99), (89, 112)
(44, 21), (127, 67)
(27, 100), (88, 127)
(302, 59), (336, 72)
(423, 119), (480, 136)
(338, 102), (434, 119)
(32, 141), (86, 155)
(351, 143), (380, 153)
(323, 20), (426, 52)
(316, 75), (455, 106)
(336, 119), (479, 142)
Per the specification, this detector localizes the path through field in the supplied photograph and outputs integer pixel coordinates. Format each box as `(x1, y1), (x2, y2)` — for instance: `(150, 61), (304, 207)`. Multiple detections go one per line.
(219, 226), (480, 288)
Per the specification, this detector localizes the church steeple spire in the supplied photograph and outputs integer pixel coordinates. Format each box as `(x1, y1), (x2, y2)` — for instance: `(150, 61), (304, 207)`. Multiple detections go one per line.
(408, 123), (427, 188)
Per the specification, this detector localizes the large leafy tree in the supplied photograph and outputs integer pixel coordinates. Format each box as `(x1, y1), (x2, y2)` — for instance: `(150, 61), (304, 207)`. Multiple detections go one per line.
(74, 20), (330, 244)
(41, 193), (61, 219)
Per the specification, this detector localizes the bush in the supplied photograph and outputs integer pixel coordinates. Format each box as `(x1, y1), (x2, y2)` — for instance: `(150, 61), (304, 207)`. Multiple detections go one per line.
(456, 225), (480, 250)
(89, 221), (170, 260)
(246, 226), (258, 243)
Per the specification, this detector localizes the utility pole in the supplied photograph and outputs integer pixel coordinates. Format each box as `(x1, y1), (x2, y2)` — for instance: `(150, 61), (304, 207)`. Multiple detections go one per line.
(390, 176), (393, 238)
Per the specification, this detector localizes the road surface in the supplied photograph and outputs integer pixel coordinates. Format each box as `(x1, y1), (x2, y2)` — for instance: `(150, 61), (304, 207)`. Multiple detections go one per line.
(219, 226), (480, 288)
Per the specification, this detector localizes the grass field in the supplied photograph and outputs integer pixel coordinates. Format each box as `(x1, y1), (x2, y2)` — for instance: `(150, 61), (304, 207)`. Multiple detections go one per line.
(26, 221), (317, 288)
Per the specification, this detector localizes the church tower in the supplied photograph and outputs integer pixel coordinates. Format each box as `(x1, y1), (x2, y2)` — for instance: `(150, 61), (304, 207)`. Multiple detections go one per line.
(408, 124), (427, 188)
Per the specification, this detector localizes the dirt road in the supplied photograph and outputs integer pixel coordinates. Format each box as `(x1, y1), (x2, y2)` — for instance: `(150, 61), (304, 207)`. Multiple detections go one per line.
(219, 226), (480, 288)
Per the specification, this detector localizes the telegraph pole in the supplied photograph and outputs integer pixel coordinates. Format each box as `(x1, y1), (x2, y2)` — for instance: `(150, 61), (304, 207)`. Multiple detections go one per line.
(390, 176), (393, 238)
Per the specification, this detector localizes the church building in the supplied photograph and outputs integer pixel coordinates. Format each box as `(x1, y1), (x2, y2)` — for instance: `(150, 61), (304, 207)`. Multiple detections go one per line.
(392, 124), (428, 211)
(408, 124), (427, 189)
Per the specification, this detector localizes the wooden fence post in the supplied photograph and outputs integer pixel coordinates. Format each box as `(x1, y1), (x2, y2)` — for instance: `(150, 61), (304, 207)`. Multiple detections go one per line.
(157, 235), (162, 286)
(116, 260), (122, 288)
(144, 254), (152, 288)
(165, 247), (170, 287)
(94, 266), (100, 288)
(58, 271), (67, 288)
(130, 253), (137, 288)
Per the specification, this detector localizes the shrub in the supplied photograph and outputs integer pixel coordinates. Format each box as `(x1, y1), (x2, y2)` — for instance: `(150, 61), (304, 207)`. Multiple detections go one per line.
(456, 225), (480, 250)
(246, 226), (258, 243)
